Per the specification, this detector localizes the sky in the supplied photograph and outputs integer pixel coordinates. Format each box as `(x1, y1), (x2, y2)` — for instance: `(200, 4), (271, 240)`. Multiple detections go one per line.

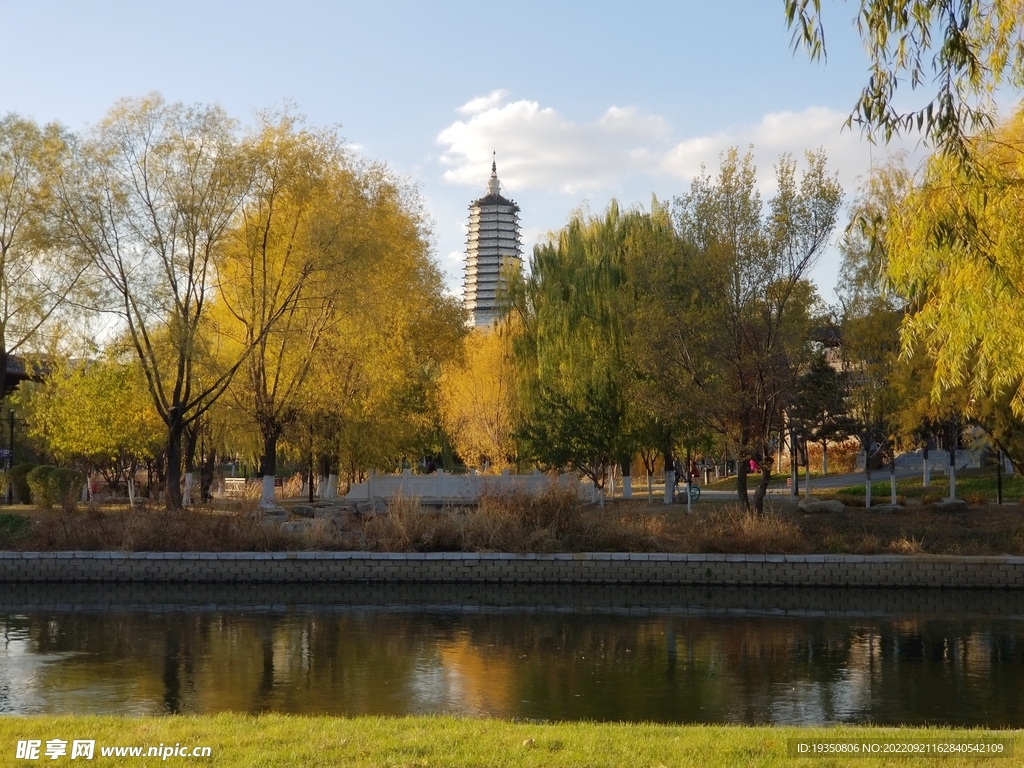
(2, 0), (931, 301)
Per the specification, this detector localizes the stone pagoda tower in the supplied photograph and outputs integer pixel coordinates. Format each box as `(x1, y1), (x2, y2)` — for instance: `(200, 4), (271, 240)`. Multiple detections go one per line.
(462, 157), (522, 327)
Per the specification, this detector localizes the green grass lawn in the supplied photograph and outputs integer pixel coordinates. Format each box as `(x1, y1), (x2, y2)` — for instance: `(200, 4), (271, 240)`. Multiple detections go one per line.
(704, 471), (826, 491)
(829, 466), (1024, 503)
(0, 715), (1017, 767)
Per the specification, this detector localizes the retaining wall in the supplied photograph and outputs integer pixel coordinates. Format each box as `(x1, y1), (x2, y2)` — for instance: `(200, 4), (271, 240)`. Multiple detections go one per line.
(1, 551), (1023, 588)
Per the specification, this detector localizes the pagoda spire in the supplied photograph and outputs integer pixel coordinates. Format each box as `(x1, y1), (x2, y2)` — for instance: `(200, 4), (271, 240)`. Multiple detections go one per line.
(486, 152), (501, 196)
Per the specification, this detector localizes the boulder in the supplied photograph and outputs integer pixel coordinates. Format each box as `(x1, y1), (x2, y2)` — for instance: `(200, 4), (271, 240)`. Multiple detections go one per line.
(291, 505), (316, 518)
(870, 503), (902, 514)
(798, 498), (846, 514)
(356, 499), (388, 515)
(281, 520), (312, 535)
(936, 498), (969, 512)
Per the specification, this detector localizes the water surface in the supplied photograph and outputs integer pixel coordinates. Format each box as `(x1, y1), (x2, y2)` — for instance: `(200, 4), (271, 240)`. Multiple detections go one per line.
(2, 584), (1022, 725)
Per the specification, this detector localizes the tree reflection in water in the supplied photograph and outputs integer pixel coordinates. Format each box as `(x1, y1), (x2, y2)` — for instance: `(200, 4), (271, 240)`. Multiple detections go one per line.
(1, 601), (1023, 725)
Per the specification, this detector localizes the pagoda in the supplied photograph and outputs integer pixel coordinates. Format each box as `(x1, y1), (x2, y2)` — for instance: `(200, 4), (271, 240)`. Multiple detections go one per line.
(462, 157), (522, 326)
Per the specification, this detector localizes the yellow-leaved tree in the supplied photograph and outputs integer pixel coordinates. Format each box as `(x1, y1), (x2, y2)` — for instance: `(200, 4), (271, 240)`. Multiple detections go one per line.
(21, 354), (163, 504)
(210, 112), (372, 508)
(438, 325), (519, 472)
(888, 109), (1024, 412)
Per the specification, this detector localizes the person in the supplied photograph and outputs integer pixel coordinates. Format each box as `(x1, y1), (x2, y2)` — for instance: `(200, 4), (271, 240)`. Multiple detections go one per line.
(748, 457), (760, 474)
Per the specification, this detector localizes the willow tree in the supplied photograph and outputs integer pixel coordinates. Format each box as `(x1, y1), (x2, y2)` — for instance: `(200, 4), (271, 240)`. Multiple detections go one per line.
(888, 109), (1024, 469)
(673, 148), (842, 512)
(786, 0), (1024, 160)
(54, 95), (261, 509)
(507, 203), (633, 490)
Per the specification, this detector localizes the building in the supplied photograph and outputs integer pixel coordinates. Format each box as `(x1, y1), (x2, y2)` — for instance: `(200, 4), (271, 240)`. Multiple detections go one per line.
(462, 158), (523, 327)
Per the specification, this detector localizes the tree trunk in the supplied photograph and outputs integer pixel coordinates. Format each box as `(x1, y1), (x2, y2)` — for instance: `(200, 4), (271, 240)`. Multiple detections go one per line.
(260, 431), (280, 509)
(752, 465), (771, 514)
(737, 417), (753, 509)
(663, 447), (674, 505)
(201, 447), (216, 502)
(165, 421), (184, 510)
(182, 423), (199, 507)
(620, 454), (632, 499)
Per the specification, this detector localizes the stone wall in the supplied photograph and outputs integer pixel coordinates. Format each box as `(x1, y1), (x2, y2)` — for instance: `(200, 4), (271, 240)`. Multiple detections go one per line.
(1, 551), (1023, 588)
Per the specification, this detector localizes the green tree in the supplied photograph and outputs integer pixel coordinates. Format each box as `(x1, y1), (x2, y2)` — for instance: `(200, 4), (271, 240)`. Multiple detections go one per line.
(507, 203), (633, 491)
(20, 354), (163, 503)
(673, 148), (842, 512)
(789, 347), (854, 478)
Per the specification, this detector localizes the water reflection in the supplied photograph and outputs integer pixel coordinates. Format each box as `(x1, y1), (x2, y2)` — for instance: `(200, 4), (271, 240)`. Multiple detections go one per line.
(1, 587), (1023, 725)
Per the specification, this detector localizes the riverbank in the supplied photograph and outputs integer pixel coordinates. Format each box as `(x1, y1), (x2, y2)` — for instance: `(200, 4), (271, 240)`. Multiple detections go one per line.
(0, 715), (1015, 766)
(3, 490), (1024, 557)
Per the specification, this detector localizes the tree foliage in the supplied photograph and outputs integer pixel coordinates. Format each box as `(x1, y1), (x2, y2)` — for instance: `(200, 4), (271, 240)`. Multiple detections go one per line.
(0, 114), (86, 395)
(438, 326), (519, 471)
(672, 148), (842, 510)
(786, 0), (1024, 158)
(888, 109), (1024, 415)
(20, 354), (163, 482)
(507, 203), (633, 487)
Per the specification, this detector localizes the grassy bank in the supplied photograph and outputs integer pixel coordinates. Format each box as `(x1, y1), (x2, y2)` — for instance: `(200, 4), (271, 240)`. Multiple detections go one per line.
(3, 488), (1024, 555)
(830, 467), (1024, 505)
(0, 715), (1017, 767)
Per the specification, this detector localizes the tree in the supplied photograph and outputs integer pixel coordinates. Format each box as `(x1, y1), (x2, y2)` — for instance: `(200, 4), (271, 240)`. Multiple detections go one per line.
(54, 95), (259, 509)
(507, 203), (633, 491)
(438, 325), (519, 471)
(786, 0), (1024, 158)
(21, 354), (163, 504)
(289, 173), (464, 492)
(672, 148), (842, 512)
(0, 114), (86, 397)
(789, 347), (854, 478)
(212, 113), (367, 507)
(888, 109), (1024, 415)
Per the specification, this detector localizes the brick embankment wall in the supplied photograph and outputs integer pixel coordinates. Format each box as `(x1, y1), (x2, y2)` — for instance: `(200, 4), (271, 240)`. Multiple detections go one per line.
(1, 551), (1023, 588)
(6, 582), (1024, 618)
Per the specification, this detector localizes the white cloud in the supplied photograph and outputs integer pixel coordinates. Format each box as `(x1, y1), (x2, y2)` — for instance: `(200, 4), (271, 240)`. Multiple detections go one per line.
(457, 89), (511, 115)
(438, 92), (672, 195)
(438, 94), (922, 199)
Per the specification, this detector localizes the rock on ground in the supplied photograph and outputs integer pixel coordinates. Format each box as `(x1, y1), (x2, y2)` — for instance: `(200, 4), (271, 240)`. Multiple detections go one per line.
(798, 499), (846, 514)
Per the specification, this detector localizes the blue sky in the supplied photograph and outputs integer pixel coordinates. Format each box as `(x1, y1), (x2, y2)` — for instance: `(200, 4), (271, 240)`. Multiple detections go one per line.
(3, 0), (927, 300)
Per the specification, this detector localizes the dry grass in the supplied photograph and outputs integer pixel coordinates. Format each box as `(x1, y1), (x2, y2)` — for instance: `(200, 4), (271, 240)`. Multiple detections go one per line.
(15, 505), (304, 552)
(4, 490), (1024, 555)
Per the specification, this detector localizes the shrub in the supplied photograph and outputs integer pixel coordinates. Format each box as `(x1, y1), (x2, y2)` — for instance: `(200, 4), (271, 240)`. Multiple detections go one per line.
(964, 491), (989, 505)
(48, 468), (86, 512)
(0, 512), (30, 546)
(9, 463), (33, 504)
(26, 465), (56, 508)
